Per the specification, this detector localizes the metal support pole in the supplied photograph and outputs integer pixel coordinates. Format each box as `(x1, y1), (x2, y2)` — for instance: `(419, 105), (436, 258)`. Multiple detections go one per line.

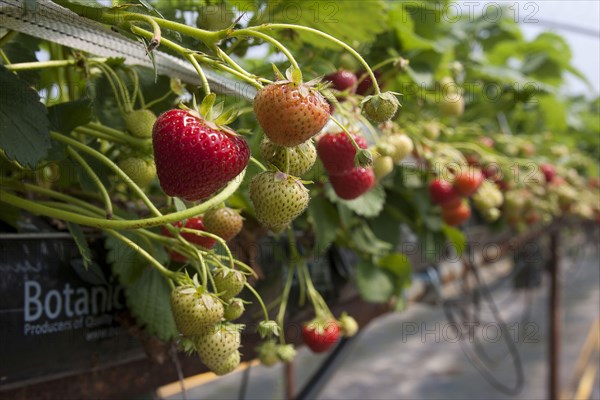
(549, 229), (561, 400)
(285, 361), (295, 400)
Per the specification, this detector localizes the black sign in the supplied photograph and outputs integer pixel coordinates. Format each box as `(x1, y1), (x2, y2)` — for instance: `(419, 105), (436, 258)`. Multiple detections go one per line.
(0, 233), (143, 389)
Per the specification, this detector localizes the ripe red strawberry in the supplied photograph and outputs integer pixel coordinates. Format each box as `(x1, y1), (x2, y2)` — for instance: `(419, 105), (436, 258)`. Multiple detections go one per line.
(124, 109), (156, 138)
(213, 268), (246, 301)
(302, 319), (340, 353)
(355, 70), (383, 96)
(204, 207), (243, 241)
(249, 171), (310, 232)
(323, 70), (357, 99)
(171, 285), (224, 336)
(453, 169), (484, 197)
(260, 137), (316, 176)
(329, 167), (375, 200)
(429, 179), (459, 206)
(161, 217), (216, 262)
(317, 132), (368, 174)
(442, 201), (471, 226)
(196, 323), (241, 370)
(253, 82), (330, 147)
(152, 109), (250, 201)
(540, 163), (556, 183)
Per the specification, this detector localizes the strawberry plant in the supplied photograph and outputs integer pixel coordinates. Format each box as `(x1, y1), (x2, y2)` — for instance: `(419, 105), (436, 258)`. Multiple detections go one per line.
(0, 0), (598, 384)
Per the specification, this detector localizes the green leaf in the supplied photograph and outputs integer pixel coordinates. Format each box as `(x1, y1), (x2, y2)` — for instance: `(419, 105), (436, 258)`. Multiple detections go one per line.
(377, 252), (412, 283)
(356, 259), (394, 303)
(441, 225), (466, 257)
(0, 65), (51, 168)
(307, 196), (339, 254)
(126, 267), (178, 341)
(67, 222), (93, 270)
(369, 207), (401, 245)
(255, 1), (386, 50)
(174, 197), (187, 212)
(350, 224), (392, 255)
(70, 259), (107, 286)
(47, 98), (93, 134)
(105, 232), (147, 285)
(338, 185), (386, 218)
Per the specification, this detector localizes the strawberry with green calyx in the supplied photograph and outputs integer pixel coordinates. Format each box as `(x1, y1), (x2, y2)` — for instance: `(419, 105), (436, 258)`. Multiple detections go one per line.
(223, 298), (245, 321)
(361, 92), (401, 123)
(254, 67), (330, 147)
(123, 109), (157, 138)
(204, 206), (243, 241)
(257, 320), (281, 339)
(249, 171), (310, 233)
(209, 350), (241, 376)
(317, 132), (368, 174)
(118, 156), (156, 188)
(153, 94), (250, 201)
(302, 318), (341, 353)
(170, 283), (224, 336)
(213, 268), (246, 301)
(260, 137), (317, 176)
(338, 312), (359, 337)
(196, 322), (242, 370)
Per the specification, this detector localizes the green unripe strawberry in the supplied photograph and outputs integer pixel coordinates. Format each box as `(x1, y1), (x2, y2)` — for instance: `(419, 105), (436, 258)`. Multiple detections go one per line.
(440, 95), (464, 117)
(249, 171), (310, 232)
(276, 344), (297, 363)
(223, 298), (245, 321)
(387, 134), (413, 163)
(373, 155), (394, 180)
(204, 207), (243, 241)
(171, 285), (224, 336)
(260, 138), (317, 177)
(361, 92), (400, 123)
(123, 109), (156, 138)
(196, 323), (241, 369)
(339, 312), (359, 337)
(118, 157), (156, 188)
(423, 121), (441, 140)
(213, 268), (246, 301)
(257, 340), (279, 367)
(209, 350), (241, 376)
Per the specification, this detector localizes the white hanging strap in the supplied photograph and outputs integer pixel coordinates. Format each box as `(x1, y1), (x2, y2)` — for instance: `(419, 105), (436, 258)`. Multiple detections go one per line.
(0, 0), (256, 100)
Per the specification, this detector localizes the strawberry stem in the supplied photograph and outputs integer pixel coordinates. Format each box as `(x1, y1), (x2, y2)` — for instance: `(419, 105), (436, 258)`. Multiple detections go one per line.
(231, 29), (302, 82)
(244, 282), (270, 322)
(329, 114), (364, 154)
(67, 147), (113, 219)
(186, 53), (211, 95)
(250, 156), (268, 172)
(244, 24), (379, 93)
(181, 228), (235, 270)
(106, 229), (178, 279)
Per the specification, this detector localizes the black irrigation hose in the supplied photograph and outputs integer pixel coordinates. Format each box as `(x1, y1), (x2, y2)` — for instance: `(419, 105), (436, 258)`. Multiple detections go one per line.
(428, 266), (525, 395)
